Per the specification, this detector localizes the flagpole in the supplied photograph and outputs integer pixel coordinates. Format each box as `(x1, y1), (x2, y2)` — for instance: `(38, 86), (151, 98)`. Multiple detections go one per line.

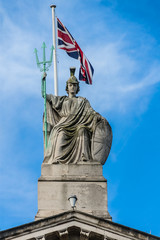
(50, 4), (58, 96)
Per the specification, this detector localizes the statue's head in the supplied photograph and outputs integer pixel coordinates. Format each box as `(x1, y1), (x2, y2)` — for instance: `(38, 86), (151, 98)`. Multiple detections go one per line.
(66, 67), (80, 94)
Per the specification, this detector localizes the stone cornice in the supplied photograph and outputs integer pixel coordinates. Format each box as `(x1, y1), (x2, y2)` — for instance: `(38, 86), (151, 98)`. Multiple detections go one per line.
(0, 211), (159, 240)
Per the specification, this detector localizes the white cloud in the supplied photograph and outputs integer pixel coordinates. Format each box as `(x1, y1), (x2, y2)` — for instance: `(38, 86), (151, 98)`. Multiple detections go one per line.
(79, 38), (160, 115)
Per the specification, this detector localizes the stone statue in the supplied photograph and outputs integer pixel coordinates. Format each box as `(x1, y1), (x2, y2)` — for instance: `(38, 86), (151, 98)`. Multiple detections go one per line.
(43, 68), (112, 165)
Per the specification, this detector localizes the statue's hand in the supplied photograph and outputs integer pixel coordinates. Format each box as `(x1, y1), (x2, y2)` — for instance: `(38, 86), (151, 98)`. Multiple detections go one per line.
(41, 73), (47, 98)
(42, 72), (47, 80)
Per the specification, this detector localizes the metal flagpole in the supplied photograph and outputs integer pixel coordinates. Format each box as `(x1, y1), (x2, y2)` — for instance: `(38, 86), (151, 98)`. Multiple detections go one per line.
(50, 4), (58, 96)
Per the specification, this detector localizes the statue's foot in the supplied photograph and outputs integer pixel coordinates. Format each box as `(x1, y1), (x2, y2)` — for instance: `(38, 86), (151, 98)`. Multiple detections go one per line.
(81, 153), (88, 162)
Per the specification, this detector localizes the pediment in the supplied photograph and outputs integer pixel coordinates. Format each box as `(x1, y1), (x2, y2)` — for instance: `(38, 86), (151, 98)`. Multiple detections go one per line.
(0, 211), (158, 240)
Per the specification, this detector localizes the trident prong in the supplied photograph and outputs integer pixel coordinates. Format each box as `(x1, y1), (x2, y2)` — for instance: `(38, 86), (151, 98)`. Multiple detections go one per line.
(34, 48), (42, 70)
(42, 42), (46, 63)
(34, 42), (54, 72)
(34, 42), (54, 149)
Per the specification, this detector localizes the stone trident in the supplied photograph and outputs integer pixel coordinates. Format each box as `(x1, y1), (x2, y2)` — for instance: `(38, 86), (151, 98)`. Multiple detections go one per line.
(34, 42), (54, 149)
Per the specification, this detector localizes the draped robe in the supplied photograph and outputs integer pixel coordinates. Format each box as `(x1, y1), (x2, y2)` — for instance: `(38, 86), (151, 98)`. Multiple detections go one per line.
(43, 95), (112, 164)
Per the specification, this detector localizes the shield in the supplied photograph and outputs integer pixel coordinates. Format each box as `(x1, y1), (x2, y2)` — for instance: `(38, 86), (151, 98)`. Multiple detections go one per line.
(91, 119), (112, 165)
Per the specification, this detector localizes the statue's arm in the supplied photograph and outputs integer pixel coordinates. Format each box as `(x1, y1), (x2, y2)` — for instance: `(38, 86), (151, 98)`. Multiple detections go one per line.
(46, 94), (65, 113)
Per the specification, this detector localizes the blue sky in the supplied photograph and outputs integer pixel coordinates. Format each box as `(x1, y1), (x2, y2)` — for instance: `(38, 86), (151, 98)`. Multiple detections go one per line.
(0, 0), (160, 237)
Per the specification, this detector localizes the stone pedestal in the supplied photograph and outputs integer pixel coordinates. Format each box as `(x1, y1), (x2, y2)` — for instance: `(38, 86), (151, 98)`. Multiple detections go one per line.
(35, 163), (111, 220)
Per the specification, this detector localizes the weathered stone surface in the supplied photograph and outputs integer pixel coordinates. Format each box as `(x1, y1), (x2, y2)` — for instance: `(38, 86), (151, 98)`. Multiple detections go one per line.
(40, 163), (104, 180)
(35, 164), (111, 220)
(36, 180), (109, 219)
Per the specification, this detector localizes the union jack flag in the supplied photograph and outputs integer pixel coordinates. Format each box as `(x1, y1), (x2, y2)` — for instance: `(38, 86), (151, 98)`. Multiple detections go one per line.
(57, 17), (94, 85)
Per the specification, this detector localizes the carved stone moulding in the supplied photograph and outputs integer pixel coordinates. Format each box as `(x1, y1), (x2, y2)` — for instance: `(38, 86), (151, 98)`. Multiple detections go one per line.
(39, 227), (105, 240)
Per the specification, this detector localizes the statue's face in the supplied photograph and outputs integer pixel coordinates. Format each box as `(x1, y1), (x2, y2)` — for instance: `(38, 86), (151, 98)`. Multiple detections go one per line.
(68, 83), (78, 96)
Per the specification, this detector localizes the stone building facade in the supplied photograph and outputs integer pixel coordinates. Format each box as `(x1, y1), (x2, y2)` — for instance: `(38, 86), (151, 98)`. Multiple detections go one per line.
(0, 211), (159, 240)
